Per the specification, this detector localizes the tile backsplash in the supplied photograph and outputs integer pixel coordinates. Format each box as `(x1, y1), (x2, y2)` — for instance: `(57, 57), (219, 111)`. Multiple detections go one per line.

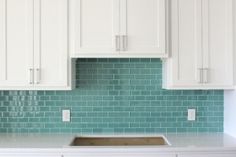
(0, 59), (223, 133)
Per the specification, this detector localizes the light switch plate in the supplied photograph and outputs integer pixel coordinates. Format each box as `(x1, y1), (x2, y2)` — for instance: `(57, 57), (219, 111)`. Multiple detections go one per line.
(62, 109), (70, 122)
(188, 109), (196, 121)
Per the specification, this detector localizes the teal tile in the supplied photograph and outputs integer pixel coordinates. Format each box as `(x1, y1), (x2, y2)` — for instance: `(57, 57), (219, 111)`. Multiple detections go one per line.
(0, 59), (223, 133)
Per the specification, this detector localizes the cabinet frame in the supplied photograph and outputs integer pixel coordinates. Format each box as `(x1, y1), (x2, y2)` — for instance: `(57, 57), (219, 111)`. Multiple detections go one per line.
(70, 0), (169, 58)
(0, 0), (75, 90)
(163, 0), (234, 90)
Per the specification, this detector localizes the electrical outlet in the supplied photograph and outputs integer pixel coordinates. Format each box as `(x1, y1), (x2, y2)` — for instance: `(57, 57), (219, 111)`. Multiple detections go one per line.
(62, 109), (70, 122)
(188, 109), (196, 121)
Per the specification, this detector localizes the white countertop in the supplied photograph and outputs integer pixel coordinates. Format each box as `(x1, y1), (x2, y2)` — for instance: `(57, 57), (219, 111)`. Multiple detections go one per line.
(0, 133), (235, 152)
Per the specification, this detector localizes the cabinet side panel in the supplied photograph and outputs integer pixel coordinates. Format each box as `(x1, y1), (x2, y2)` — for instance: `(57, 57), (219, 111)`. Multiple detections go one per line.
(0, 0), (6, 81)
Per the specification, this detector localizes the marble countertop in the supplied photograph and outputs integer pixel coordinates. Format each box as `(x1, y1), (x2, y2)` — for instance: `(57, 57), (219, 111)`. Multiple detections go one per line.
(0, 133), (235, 151)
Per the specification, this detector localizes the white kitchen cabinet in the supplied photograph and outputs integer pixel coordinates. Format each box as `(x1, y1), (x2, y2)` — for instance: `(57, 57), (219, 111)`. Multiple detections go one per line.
(178, 153), (236, 157)
(0, 154), (60, 157)
(0, 0), (74, 90)
(163, 0), (234, 90)
(33, 0), (72, 89)
(64, 154), (175, 157)
(70, 0), (167, 58)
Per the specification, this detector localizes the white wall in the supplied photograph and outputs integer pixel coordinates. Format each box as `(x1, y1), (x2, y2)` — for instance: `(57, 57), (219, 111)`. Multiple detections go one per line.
(224, 0), (236, 138)
(225, 91), (236, 137)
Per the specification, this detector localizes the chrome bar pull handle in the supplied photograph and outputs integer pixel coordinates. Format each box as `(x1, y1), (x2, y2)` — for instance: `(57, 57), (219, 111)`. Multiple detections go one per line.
(36, 68), (41, 84)
(122, 35), (128, 51)
(203, 68), (209, 83)
(29, 68), (34, 84)
(115, 35), (120, 51)
(198, 68), (203, 83)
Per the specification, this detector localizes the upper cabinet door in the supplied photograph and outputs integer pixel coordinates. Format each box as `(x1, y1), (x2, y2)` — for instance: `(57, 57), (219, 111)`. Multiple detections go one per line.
(33, 0), (69, 88)
(119, 0), (166, 57)
(202, 0), (234, 87)
(163, 0), (202, 89)
(179, 153), (236, 157)
(163, 0), (234, 90)
(70, 0), (119, 57)
(0, 0), (33, 88)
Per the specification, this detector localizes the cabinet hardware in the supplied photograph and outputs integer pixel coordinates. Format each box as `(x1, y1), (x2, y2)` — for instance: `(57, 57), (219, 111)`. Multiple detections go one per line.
(203, 68), (209, 83)
(198, 68), (203, 83)
(36, 68), (41, 84)
(122, 35), (128, 51)
(29, 68), (34, 84)
(115, 35), (120, 51)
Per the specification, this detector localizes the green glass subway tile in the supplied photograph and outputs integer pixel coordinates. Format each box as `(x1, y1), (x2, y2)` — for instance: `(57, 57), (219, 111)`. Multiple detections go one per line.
(213, 112), (223, 117)
(161, 122), (176, 128)
(187, 128), (198, 132)
(197, 117), (207, 121)
(198, 96), (207, 100)
(153, 128), (167, 133)
(166, 118), (178, 123)
(18, 118), (29, 122)
(97, 58), (108, 62)
(145, 63), (159, 68)
(151, 122), (161, 127)
(134, 128), (145, 133)
(113, 128), (123, 133)
(208, 128), (221, 132)
(0, 128), (7, 133)
(39, 107), (50, 112)
(182, 122), (193, 127)
(129, 58), (140, 62)
(139, 69), (151, 75)
(102, 63), (113, 69)
(0, 59), (223, 133)
(150, 112), (161, 117)
(130, 123), (140, 127)
(177, 128), (187, 132)
(119, 69), (130, 75)
(213, 90), (224, 95)
(0, 107), (7, 112)
(197, 127), (208, 132)
(54, 91), (66, 95)
(49, 128), (60, 133)
(192, 122), (203, 127)
(167, 128), (177, 132)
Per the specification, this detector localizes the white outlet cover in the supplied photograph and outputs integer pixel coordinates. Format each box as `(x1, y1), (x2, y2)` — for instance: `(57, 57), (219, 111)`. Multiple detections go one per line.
(188, 109), (196, 121)
(62, 110), (71, 122)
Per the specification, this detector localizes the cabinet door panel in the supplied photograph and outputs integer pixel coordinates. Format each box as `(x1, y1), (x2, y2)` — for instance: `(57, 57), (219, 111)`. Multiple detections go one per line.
(203, 0), (233, 87)
(65, 154), (175, 157)
(70, 0), (119, 56)
(120, 0), (166, 55)
(0, 0), (6, 81)
(0, 0), (33, 87)
(179, 153), (236, 157)
(169, 0), (202, 87)
(0, 154), (59, 157)
(34, 0), (68, 87)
